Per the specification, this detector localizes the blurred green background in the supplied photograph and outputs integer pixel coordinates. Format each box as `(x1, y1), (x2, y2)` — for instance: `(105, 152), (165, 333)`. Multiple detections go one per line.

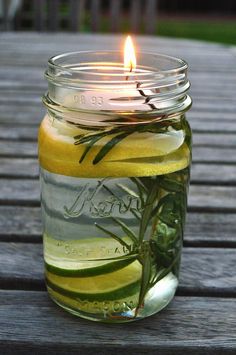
(1, 0), (236, 45)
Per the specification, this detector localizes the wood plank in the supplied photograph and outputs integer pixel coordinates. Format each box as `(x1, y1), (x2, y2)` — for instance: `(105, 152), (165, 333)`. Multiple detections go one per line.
(0, 206), (42, 242)
(0, 31), (229, 49)
(0, 33), (234, 60)
(0, 34), (235, 73)
(2, 146), (236, 164)
(0, 108), (44, 124)
(0, 243), (235, 296)
(1, 107), (236, 129)
(189, 120), (236, 133)
(11, 111), (235, 124)
(0, 179), (236, 211)
(2, 70), (236, 93)
(0, 85), (235, 102)
(193, 133), (236, 147)
(0, 206), (235, 247)
(0, 291), (235, 354)
(185, 212), (236, 247)
(189, 185), (236, 211)
(1, 35), (235, 79)
(0, 141), (37, 157)
(0, 126), (38, 140)
(1, 70), (235, 94)
(1, 66), (235, 82)
(0, 243), (44, 286)
(0, 77), (235, 98)
(193, 148), (236, 164)
(1, 159), (236, 184)
(1, 135), (235, 161)
(191, 164), (236, 184)
(2, 94), (236, 113)
(0, 55), (234, 73)
(1, 126), (236, 148)
(0, 159), (39, 178)
(0, 179), (39, 206)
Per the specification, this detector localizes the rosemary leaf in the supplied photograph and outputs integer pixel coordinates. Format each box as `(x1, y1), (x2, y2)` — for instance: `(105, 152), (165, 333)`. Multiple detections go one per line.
(112, 217), (138, 245)
(116, 183), (140, 198)
(136, 253), (152, 315)
(130, 177), (148, 193)
(150, 251), (181, 287)
(130, 208), (141, 221)
(158, 177), (184, 193)
(94, 222), (130, 249)
(130, 177), (147, 206)
(73, 134), (84, 140)
(138, 181), (159, 243)
(102, 185), (141, 221)
(75, 131), (108, 145)
(79, 135), (102, 163)
(93, 131), (132, 165)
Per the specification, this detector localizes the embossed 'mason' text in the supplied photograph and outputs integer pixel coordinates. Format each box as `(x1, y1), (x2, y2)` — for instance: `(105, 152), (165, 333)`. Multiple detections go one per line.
(63, 179), (142, 219)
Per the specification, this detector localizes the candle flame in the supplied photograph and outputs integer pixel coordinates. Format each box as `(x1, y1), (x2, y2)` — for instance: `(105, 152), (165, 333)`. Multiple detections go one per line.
(124, 36), (136, 72)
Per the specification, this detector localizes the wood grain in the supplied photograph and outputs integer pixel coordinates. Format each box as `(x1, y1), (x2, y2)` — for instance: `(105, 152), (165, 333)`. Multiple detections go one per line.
(0, 291), (235, 354)
(0, 179), (236, 211)
(0, 32), (236, 353)
(0, 206), (235, 246)
(2, 142), (236, 164)
(0, 242), (235, 296)
(2, 159), (236, 185)
(0, 206), (42, 242)
(2, 127), (236, 147)
(0, 34), (235, 73)
(1, 98), (236, 116)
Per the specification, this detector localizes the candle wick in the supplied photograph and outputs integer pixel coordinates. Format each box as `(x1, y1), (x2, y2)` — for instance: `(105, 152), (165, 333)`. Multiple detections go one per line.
(125, 64), (133, 81)
(136, 82), (156, 110)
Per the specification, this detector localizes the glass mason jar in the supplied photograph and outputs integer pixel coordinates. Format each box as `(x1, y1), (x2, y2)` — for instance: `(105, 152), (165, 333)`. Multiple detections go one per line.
(39, 51), (192, 322)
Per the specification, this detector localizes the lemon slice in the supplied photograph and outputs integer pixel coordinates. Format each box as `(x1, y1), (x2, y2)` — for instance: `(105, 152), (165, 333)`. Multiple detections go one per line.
(38, 115), (190, 178)
(46, 259), (141, 301)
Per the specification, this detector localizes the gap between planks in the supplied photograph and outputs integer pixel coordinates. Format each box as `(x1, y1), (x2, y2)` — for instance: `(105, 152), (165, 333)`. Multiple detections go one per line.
(0, 243), (235, 298)
(0, 290), (235, 354)
(1, 206), (236, 247)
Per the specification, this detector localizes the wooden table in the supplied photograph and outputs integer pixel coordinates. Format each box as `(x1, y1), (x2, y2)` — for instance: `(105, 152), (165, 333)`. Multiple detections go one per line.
(0, 33), (236, 354)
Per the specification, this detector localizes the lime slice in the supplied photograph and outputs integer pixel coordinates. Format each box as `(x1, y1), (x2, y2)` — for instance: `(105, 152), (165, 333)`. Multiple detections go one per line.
(48, 287), (139, 317)
(44, 234), (138, 277)
(39, 115), (190, 178)
(46, 259), (141, 301)
(45, 255), (137, 277)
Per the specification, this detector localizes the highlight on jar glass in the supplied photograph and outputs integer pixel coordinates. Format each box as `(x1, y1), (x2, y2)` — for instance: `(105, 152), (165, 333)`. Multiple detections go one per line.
(39, 36), (192, 323)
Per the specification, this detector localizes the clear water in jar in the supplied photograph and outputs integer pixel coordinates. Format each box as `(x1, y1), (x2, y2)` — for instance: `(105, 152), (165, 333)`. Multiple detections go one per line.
(41, 166), (189, 322)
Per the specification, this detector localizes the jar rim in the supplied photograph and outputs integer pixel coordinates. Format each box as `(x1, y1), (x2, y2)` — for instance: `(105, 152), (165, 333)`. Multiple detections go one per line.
(44, 50), (191, 118)
(47, 50), (188, 84)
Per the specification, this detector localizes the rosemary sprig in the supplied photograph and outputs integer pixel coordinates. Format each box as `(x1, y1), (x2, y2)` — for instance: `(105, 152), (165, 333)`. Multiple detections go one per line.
(135, 249), (152, 316)
(74, 117), (173, 165)
(111, 217), (138, 246)
(95, 172), (187, 318)
(102, 184), (141, 221)
(94, 222), (131, 250)
(93, 131), (132, 164)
